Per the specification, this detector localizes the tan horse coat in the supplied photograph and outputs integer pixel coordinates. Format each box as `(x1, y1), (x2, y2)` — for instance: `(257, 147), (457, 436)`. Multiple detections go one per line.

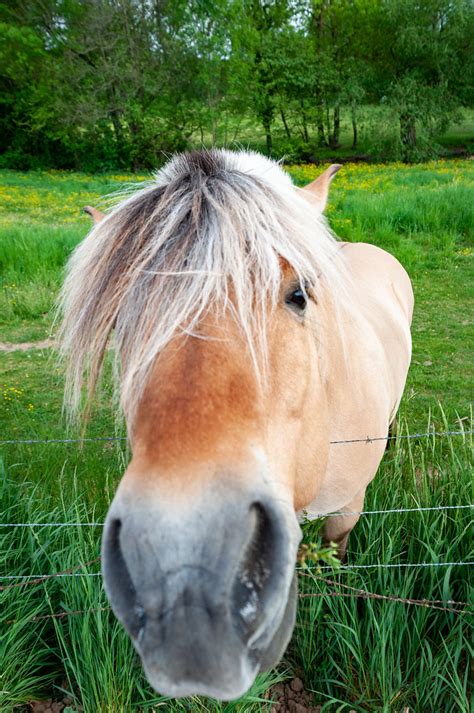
(309, 241), (413, 545)
(300, 169), (413, 543)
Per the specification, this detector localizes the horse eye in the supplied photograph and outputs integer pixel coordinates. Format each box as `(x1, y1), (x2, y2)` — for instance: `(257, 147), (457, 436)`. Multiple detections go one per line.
(285, 287), (307, 312)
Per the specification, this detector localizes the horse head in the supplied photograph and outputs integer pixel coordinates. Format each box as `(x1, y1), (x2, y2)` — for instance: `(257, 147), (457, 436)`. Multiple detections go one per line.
(60, 151), (347, 699)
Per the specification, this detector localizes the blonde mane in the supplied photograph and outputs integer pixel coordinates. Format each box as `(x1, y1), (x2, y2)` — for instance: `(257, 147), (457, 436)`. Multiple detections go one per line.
(58, 149), (346, 422)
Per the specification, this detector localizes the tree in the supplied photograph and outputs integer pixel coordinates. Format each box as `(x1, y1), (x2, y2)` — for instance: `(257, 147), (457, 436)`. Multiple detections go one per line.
(230, 0), (293, 154)
(1, 0), (473, 168)
(369, 0), (474, 160)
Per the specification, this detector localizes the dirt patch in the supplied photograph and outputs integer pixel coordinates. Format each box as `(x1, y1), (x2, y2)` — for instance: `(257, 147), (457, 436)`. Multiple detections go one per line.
(29, 702), (65, 713)
(28, 695), (80, 712)
(29, 683), (318, 713)
(0, 339), (55, 352)
(268, 678), (324, 713)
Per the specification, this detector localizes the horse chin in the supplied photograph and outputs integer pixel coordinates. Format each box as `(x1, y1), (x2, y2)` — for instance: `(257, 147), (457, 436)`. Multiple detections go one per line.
(136, 573), (298, 701)
(142, 658), (260, 701)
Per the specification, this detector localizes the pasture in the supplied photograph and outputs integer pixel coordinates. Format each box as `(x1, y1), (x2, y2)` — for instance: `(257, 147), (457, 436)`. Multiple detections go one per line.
(0, 161), (472, 712)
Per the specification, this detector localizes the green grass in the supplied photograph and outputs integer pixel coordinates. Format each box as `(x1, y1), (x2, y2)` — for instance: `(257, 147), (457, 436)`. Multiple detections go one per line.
(0, 162), (473, 711)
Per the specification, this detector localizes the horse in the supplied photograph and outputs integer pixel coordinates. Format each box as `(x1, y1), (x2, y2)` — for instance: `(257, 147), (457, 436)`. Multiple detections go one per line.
(59, 149), (413, 700)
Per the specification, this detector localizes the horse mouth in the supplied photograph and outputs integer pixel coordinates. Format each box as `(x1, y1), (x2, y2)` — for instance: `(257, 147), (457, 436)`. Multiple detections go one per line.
(102, 486), (301, 700)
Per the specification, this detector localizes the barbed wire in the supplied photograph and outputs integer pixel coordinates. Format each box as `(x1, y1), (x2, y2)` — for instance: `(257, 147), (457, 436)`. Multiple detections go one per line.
(297, 560), (474, 572)
(0, 503), (472, 529)
(0, 557), (101, 591)
(0, 522), (104, 528)
(3, 606), (111, 626)
(0, 429), (472, 447)
(3, 578), (472, 627)
(330, 429), (473, 444)
(298, 575), (473, 616)
(0, 572), (102, 583)
(309, 503), (474, 518)
(1, 428), (471, 626)
(298, 592), (471, 617)
(1, 558), (472, 587)
(0, 436), (128, 445)
(302, 573), (473, 609)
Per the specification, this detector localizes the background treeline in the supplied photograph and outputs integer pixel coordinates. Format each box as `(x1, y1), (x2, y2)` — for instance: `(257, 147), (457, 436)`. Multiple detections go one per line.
(1, 0), (473, 171)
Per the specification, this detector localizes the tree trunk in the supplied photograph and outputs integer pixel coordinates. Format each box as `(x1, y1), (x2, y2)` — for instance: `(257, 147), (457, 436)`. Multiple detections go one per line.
(325, 103), (331, 144)
(351, 105), (358, 149)
(261, 95), (273, 154)
(280, 107), (292, 139)
(129, 120), (140, 172)
(255, 48), (273, 155)
(400, 113), (417, 150)
(263, 115), (273, 154)
(110, 109), (125, 154)
(331, 105), (340, 148)
(232, 116), (243, 142)
(316, 96), (327, 146)
(224, 111), (228, 146)
(300, 100), (309, 142)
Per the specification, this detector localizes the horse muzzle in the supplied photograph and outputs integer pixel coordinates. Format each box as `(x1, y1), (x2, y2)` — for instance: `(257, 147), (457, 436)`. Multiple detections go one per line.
(101, 478), (301, 700)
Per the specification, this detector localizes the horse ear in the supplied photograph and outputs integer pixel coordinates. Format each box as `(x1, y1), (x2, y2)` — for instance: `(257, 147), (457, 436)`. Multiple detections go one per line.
(83, 206), (105, 224)
(301, 164), (342, 212)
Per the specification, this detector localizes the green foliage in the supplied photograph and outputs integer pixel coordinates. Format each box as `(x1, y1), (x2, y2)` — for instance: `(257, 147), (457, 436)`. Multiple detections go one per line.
(0, 467), (285, 711)
(1, 1), (473, 168)
(297, 535), (341, 572)
(366, 0), (474, 160)
(1, 406), (471, 710)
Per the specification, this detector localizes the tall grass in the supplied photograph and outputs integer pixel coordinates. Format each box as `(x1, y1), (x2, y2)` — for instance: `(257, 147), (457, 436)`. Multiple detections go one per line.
(1, 163), (471, 421)
(1, 416), (472, 712)
(294, 415), (473, 712)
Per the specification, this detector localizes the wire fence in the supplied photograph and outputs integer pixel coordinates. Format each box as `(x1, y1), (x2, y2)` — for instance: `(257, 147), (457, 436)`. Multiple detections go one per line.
(1, 503), (471, 528)
(0, 557), (101, 591)
(297, 560), (474, 572)
(2, 565), (472, 626)
(1, 427), (472, 626)
(298, 574), (473, 616)
(2, 557), (472, 587)
(0, 428), (472, 447)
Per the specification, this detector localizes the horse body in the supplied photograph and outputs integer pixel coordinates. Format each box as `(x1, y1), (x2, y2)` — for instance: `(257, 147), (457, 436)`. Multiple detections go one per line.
(306, 241), (413, 525)
(60, 149), (413, 700)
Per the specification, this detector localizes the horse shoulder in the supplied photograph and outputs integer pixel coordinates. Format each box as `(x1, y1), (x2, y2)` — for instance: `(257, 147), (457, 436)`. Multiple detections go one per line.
(305, 241), (414, 517)
(339, 241), (414, 323)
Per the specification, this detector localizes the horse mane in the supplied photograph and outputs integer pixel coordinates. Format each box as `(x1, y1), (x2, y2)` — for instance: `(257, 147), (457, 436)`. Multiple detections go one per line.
(58, 149), (346, 422)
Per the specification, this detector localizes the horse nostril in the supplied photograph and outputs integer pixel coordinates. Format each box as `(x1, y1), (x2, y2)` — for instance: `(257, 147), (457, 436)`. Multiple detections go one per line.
(232, 502), (275, 639)
(102, 517), (143, 639)
(135, 603), (147, 643)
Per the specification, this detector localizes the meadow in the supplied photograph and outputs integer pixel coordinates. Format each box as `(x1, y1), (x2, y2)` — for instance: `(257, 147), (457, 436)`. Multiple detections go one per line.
(0, 161), (472, 712)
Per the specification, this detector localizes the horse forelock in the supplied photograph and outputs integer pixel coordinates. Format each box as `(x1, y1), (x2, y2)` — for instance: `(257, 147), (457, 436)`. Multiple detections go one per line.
(58, 149), (346, 424)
